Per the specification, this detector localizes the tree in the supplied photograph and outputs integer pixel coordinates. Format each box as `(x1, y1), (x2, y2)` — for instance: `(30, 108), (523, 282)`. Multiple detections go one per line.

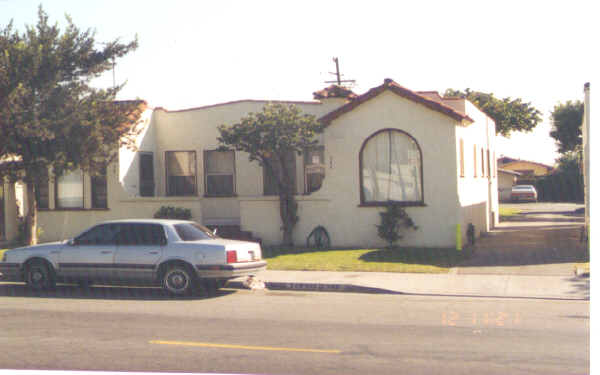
(444, 89), (542, 137)
(549, 100), (584, 154)
(217, 103), (323, 246)
(0, 6), (142, 245)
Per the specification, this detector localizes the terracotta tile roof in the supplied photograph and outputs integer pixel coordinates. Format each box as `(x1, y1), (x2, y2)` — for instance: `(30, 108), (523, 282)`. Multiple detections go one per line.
(319, 79), (474, 126)
(313, 85), (357, 100)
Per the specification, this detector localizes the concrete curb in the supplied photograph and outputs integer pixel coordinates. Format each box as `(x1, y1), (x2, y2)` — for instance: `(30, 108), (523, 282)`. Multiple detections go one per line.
(226, 281), (401, 295)
(226, 280), (589, 300)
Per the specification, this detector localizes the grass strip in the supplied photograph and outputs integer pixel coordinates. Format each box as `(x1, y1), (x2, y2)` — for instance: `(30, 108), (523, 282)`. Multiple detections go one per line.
(264, 247), (465, 273)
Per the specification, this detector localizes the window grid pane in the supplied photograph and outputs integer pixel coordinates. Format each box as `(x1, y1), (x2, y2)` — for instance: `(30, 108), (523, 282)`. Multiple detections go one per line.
(362, 130), (422, 204)
(205, 150), (235, 196)
(57, 170), (84, 209)
(166, 151), (196, 196)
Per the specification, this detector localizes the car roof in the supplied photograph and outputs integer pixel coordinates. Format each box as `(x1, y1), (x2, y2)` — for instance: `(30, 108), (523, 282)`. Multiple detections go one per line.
(96, 219), (196, 226)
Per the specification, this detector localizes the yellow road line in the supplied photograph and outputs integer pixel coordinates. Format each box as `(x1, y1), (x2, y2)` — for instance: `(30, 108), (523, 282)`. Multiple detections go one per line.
(149, 340), (341, 354)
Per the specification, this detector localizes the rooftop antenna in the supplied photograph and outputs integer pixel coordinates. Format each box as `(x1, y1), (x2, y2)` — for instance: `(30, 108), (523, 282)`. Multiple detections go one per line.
(325, 57), (355, 87)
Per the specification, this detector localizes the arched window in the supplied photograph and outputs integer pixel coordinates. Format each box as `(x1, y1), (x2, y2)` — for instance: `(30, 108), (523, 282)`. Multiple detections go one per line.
(359, 129), (424, 206)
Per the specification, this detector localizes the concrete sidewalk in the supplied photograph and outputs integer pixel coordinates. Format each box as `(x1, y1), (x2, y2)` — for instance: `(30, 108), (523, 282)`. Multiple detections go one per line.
(228, 270), (589, 300)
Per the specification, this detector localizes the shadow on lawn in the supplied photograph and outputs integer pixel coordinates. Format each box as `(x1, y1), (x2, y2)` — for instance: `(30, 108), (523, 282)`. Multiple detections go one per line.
(358, 248), (469, 267)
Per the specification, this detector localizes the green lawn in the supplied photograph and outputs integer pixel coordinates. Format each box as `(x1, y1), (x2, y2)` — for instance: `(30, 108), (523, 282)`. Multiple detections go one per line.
(264, 247), (466, 273)
(499, 206), (522, 218)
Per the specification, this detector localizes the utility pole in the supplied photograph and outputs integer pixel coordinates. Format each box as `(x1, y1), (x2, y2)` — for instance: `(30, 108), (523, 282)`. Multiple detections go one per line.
(325, 57), (355, 86)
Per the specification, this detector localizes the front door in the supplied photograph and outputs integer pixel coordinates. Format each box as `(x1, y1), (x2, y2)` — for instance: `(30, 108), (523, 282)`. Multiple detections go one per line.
(58, 223), (119, 282)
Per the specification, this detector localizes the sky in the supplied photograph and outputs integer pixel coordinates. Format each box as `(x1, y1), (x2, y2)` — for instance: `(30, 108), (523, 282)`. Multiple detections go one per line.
(1, 0), (597, 166)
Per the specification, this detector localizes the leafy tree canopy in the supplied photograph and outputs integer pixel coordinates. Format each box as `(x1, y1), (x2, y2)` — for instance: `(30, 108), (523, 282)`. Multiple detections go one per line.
(549, 100), (584, 154)
(217, 102), (323, 246)
(444, 88), (542, 137)
(0, 6), (141, 244)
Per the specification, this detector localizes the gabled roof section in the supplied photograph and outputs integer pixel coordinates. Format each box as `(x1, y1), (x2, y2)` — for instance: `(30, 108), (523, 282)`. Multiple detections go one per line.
(313, 85), (357, 100)
(319, 78), (474, 125)
(500, 159), (554, 171)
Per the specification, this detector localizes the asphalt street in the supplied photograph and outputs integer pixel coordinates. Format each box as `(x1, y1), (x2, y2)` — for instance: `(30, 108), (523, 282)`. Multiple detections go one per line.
(0, 284), (589, 375)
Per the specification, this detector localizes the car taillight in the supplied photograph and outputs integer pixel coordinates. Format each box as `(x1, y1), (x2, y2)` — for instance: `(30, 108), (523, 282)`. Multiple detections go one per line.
(226, 250), (238, 264)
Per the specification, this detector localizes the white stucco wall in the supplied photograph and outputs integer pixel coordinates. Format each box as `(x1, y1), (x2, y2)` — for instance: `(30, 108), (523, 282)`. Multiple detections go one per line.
(455, 100), (499, 239)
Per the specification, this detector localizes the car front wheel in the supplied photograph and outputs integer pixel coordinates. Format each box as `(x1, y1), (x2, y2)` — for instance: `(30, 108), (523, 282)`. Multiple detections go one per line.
(162, 265), (197, 296)
(25, 260), (56, 290)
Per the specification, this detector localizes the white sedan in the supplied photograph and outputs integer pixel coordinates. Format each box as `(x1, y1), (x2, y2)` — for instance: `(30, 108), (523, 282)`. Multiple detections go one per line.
(510, 185), (538, 202)
(0, 219), (266, 296)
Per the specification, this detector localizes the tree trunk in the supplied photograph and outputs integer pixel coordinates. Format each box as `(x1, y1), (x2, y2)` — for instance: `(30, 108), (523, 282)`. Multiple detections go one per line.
(279, 191), (296, 247)
(25, 181), (38, 246)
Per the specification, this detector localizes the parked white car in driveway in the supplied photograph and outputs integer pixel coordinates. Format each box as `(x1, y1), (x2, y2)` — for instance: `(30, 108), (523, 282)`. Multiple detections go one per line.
(510, 185), (538, 202)
(0, 219), (266, 296)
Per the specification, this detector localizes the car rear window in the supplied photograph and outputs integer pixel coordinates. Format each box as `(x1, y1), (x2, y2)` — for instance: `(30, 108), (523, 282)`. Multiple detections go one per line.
(174, 223), (218, 241)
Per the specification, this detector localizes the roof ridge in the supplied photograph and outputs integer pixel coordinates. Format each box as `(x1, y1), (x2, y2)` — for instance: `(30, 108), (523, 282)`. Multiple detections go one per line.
(320, 78), (473, 125)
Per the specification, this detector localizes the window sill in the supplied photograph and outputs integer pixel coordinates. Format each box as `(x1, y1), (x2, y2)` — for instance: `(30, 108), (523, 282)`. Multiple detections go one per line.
(358, 202), (427, 208)
(203, 194), (237, 198)
(46, 208), (110, 212)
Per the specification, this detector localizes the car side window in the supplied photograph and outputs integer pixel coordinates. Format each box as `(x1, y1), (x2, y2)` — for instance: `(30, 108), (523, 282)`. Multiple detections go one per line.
(116, 223), (166, 246)
(75, 224), (119, 245)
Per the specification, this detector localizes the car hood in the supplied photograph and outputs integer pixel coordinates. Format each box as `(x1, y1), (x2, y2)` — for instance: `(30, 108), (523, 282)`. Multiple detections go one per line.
(11, 241), (65, 253)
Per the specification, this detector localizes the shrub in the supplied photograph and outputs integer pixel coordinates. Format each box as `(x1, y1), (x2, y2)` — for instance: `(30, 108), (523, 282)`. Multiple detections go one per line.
(376, 202), (418, 248)
(153, 206), (192, 220)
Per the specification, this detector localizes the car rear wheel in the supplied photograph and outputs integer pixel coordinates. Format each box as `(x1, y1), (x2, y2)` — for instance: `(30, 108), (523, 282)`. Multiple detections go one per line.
(25, 260), (56, 290)
(162, 265), (197, 296)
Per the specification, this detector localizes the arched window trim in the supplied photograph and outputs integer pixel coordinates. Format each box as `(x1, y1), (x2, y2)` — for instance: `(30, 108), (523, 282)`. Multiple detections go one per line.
(358, 128), (426, 207)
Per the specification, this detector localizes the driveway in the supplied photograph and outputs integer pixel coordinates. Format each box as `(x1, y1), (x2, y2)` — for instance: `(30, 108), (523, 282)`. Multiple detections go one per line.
(455, 202), (587, 276)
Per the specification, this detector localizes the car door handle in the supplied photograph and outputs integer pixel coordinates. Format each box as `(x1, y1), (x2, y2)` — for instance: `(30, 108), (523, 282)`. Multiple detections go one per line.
(101, 251), (113, 254)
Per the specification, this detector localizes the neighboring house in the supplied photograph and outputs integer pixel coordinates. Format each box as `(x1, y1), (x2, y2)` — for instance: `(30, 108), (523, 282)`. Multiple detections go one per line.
(1, 79), (499, 248)
(498, 168), (521, 202)
(498, 159), (554, 178)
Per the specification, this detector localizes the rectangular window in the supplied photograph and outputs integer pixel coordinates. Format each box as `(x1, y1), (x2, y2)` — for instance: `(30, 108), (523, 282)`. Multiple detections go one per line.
(139, 153), (155, 197)
(486, 149), (491, 178)
(166, 151), (196, 196)
(474, 145), (478, 177)
(304, 146), (325, 194)
(35, 168), (49, 209)
(459, 139), (465, 178)
(204, 150), (235, 196)
(56, 170), (84, 209)
(481, 148), (485, 177)
(91, 166), (107, 209)
(264, 150), (296, 196)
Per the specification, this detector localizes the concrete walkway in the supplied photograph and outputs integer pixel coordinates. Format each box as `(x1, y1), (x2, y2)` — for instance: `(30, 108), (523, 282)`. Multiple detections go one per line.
(228, 269), (589, 300)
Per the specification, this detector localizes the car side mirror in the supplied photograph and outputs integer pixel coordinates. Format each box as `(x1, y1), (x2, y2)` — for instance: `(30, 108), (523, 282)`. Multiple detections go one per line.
(67, 238), (76, 246)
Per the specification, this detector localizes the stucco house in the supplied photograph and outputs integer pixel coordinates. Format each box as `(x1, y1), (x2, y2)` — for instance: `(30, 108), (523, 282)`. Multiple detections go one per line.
(498, 158), (554, 178)
(1, 79), (499, 248)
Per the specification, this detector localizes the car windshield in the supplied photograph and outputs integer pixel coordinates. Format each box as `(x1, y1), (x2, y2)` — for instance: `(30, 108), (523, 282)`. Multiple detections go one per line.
(174, 223), (218, 241)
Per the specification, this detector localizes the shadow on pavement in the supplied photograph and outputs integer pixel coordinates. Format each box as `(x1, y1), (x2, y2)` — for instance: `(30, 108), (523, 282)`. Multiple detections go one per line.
(565, 277), (590, 300)
(459, 226), (588, 268)
(0, 283), (235, 301)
